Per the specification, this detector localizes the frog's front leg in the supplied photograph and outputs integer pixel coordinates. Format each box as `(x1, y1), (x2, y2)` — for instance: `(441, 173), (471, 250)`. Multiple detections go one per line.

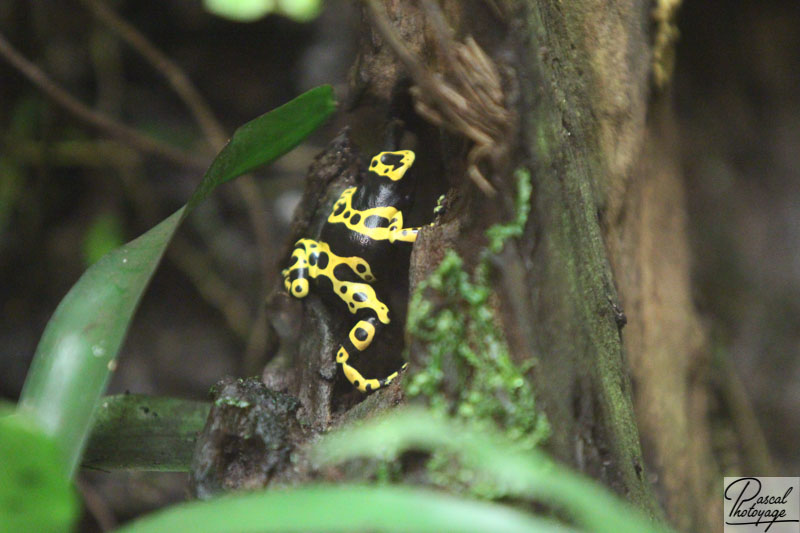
(282, 240), (312, 298)
(283, 238), (378, 299)
(387, 211), (422, 244)
(386, 197), (446, 244)
(336, 315), (408, 393)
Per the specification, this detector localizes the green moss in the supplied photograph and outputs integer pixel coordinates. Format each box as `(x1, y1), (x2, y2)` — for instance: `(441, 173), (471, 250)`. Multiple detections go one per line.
(405, 170), (549, 496)
(484, 170), (532, 254)
(214, 397), (252, 409)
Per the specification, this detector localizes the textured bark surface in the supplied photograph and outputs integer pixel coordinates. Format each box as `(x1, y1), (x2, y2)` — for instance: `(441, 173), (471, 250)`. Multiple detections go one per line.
(203, 2), (733, 532)
(521, 1), (720, 531)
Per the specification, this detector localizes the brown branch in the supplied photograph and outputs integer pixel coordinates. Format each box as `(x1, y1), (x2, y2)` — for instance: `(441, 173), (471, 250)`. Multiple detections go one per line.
(363, 0), (504, 195)
(0, 31), (205, 170)
(1, 15), (270, 346)
(3, 137), (141, 168)
(79, 0), (228, 149)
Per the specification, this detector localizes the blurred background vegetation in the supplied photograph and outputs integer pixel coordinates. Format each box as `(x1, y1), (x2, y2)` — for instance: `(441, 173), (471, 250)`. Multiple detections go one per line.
(675, 0), (800, 478)
(1, 0), (798, 529)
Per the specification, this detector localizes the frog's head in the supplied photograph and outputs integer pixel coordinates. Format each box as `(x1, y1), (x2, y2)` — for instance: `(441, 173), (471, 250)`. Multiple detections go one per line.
(369, 150), (415, 181)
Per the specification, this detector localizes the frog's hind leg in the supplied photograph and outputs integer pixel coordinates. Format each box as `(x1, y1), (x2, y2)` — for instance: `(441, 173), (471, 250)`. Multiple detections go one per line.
(336, 316), (408, 393)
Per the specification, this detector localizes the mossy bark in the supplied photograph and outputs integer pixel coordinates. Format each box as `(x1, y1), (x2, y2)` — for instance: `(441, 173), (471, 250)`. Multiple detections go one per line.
(253, 1), (726, 532)
(515, 1), (719, 531)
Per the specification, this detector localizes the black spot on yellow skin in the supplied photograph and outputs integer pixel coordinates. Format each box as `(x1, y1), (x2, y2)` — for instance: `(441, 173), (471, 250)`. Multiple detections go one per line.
(317, 252), (329, 269)
(380, 152), (406, 171)
(348, 320), (375, 351)
(326, 185), (421, 243)
(283, 150), (430, 393)
(364, 215), (390, 228)
(317, 275), (333, 293)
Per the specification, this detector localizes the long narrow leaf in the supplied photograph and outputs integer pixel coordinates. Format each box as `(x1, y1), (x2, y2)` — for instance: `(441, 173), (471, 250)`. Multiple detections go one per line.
(83, 395), (211, 471)
(18, 85), (335, 478)
(114, 485), (577, 533)
(313, 408), (674, 533)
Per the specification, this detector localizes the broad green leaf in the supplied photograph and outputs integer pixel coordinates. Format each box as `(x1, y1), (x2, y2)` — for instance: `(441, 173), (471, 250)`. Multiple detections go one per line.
(83, 395), (211, 471)
(18, 85), (335, 478)
(114, 484), (576, 533)
(0, 404), (79, 533)
(314, 408), (674, 533)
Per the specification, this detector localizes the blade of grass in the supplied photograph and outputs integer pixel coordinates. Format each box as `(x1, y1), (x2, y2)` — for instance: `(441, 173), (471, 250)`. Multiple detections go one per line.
(17, 85), (335, 478)
(313, 408), (674, 533)
(82, 395), (211, 471)
(114, 484), (577, 533)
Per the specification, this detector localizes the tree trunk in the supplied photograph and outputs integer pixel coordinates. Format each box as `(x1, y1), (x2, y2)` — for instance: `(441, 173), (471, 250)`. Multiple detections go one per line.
(196, 2), (738, 532)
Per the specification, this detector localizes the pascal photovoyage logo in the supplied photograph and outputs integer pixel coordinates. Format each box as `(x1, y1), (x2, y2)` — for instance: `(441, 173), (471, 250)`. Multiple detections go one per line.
(724, 477), (800, 533)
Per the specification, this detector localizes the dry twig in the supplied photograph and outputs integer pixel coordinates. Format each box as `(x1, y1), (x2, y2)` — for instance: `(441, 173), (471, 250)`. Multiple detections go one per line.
(364, 0), (514, 195)
(0, 25), (256, 342)
(80, 0), (227, 148)
(0, 31), (205, 170)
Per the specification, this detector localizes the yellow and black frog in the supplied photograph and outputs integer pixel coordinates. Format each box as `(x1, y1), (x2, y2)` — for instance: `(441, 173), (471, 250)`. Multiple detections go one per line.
(282, 150), (438, 393)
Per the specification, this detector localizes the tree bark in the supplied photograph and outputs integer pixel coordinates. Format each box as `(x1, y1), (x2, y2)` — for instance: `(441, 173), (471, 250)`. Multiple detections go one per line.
(207, 2), (731, 532)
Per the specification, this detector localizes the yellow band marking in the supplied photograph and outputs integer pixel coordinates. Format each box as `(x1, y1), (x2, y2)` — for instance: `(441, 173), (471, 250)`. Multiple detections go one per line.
(349, 320), (376, 351)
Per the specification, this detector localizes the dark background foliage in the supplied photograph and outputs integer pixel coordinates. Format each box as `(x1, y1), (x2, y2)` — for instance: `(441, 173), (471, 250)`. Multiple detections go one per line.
(676, 0), (800, 474)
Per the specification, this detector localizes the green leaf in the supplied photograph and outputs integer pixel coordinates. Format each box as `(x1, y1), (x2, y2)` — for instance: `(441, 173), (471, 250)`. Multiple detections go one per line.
(187, 85), (334, 211)
(83, 212), (126, 266)
(313, 408), (674, 533)
(83, 395), (211, 471)
(17, 85), (335, 478)
(114, 484), (576, 533)
(0, 404), (79, 533)
(203, 0), (277, 22)
(277, 0), (323, 22)
(203, 0), (322, 23)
